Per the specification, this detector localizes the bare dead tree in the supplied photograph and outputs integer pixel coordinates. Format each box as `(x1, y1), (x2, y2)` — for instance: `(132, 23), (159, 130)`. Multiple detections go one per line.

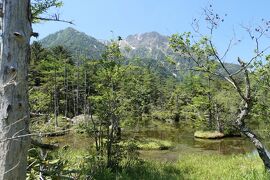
(64, 58), (68, 117)
(54, 64), (59, 128)
(0, 1), (32, 179)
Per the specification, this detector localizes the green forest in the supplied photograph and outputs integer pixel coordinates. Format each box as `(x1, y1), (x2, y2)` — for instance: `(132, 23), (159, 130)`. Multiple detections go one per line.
(1, 0), (270, 180)
(26, 34), (270, 179)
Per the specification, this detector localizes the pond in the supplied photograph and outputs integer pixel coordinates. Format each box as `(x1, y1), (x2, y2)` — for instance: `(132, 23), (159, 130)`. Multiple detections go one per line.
(131, 128), (257, 162)
(44, 126), (269, 162)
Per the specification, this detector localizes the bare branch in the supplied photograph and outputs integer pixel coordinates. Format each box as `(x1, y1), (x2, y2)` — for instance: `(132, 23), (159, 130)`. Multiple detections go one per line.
(208, 40), (248, 101)
(34, 17), (74, 24)
(220, 38), (233, 60)
(4, 116), (27, 130)
(238, 58), (251, 101)
(0, 129), (71, 143)
(230, 45), (270, 76)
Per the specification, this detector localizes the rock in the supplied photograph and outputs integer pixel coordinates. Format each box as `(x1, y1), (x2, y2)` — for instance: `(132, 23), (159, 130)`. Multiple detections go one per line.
(194, 131), (225, 139)
(71, 114), (90, 124)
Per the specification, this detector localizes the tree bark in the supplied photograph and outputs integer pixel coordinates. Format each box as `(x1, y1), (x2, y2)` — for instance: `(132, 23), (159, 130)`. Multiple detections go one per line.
(54, 66), (58, 128)
(0, 0), (31, 179)
(235, 59), (270, 172)
(215, 103), (223, 132)
(236, 102), (270, 172)
(238, 122), (270, 171)
(207, 75), (213, 129)
(76, 64), (79, 115)
(64, 60), (68, 117)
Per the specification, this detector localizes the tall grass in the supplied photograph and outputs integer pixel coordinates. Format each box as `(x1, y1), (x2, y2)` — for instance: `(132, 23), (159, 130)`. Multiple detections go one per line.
(57, 148), (270, 180)
(177, 154), (270, 180)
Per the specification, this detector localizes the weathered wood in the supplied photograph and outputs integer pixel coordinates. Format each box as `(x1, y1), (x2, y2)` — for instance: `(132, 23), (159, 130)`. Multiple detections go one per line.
(237, 119), (270, 171)
(31, 139), (58, 150)
(235, 59), (270, 172)
(0, 0), (31, 179)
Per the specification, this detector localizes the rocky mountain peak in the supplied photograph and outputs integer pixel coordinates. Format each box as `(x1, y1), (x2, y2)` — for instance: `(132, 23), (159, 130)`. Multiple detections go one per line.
(125, 31), (168, 49)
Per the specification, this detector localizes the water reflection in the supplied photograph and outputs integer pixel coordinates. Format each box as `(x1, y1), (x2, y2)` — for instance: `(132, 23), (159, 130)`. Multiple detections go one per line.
(135, 128), (261, 162)
(134, 129), (254, 154)
(44, 127), (269, 162)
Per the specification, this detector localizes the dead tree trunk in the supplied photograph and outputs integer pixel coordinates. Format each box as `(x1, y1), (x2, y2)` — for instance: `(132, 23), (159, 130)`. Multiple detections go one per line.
(64, 60), (68, 117)
(76, 64), (80, 115)
(235, 59), (270, 171)
(0, 0), (31, 179)
(236, 106), (270, 171)
(207, 74), (213, 129)
(54, 66), (58, 128)
(84, 70), (87, 115)
(214, 103), (223, 132)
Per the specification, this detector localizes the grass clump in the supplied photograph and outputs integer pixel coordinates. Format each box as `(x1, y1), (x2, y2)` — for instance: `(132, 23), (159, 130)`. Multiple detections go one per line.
(177, 153), (270, 180)
(136, 138), (173, 150)
(120, 138), (174, 150)
(194, 130), (225, 139)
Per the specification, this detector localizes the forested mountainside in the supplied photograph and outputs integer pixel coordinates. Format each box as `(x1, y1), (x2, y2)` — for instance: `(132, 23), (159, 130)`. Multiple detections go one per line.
(40, 27), (106, 59)
(39, 27), (241, 78)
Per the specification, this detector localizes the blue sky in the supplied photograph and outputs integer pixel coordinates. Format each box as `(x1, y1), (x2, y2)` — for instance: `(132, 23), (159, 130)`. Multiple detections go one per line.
(33, 0), (270, 63)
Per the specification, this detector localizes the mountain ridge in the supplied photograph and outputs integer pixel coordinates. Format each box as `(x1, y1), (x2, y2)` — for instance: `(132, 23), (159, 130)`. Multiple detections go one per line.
(39, 27), (173, 59)
(39, 27), (106, 59)
(39, 27), (240, 78)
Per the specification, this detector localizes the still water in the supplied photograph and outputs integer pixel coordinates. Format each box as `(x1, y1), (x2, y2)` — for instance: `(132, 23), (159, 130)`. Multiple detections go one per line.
(44, 126), (268, 162)
(132, 129), (256, 162)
